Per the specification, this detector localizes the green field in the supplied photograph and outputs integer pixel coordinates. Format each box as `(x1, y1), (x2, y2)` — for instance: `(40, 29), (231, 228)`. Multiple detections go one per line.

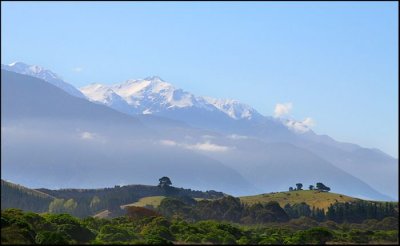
(121, 196), (166, 209)
(240, 190), (361, 210)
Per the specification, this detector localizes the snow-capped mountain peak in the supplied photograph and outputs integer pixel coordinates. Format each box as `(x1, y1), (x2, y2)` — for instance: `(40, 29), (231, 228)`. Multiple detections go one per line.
(203, 97), (261, 120)
(80, 83), (135, 113)
(80, 83), (114, 103)
(5, 62), (59, 80)
(117, 77), (174, 98)
(144, 75), (164, 82)
(80, 76), (264, 120)
(2, 62), (85, 99)
(117, 77), (198, 110)
(2, 62), (286, 127)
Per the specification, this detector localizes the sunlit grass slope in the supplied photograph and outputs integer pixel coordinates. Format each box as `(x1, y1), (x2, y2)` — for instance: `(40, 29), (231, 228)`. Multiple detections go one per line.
(240, 190), (361, 210)
(121, 196), (166, 209)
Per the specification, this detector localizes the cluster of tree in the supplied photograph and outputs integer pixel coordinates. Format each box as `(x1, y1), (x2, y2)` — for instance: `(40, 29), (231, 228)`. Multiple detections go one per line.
(2, 178), (225, 218)
(156, 193), (399, 226)
(284, 203), (326, 222)
(289, 182), (330, 192)
(156, 177), (224, 199)
(158, 195), (290, 224)
(326, 201), (398, 223)
(289, 183), (304, 191)
(283, 200), (398, 224)
(45, 177), (225, 218)
(1, 208), (398, 245)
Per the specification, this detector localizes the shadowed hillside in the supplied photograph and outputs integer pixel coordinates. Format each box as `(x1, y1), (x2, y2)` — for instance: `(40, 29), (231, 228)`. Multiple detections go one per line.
(1, 180), (55, 212)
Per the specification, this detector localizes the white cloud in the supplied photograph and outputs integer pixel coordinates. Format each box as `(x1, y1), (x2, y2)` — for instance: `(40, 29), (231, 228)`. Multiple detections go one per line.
(227, 134), (248, 140)
(158, 139), (230, 152)
(159, 139), (177, 146)
(285, 117), (315, 133)
(302, 117), (315, 127)
(81, 131), (95, 140)
(274, 102), (293, 118)
(73, 67), (83, 73)
(184, 141), (230, 152)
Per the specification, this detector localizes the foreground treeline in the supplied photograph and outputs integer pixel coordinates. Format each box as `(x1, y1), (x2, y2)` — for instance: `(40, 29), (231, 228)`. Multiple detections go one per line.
(158, 196), (398, 224)
(1, 208), (398, 245)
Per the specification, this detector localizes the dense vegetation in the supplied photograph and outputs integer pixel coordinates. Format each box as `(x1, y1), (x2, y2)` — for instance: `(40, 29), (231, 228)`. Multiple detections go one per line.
(1, 208), (398, 245)
(2, 179), (398, 244)
(155, 195), (398, 224)
(1, 179), (224, 218)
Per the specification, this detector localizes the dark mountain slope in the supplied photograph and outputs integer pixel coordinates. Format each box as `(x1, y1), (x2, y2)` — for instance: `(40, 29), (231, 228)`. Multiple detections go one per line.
(1, 179), (55, 212)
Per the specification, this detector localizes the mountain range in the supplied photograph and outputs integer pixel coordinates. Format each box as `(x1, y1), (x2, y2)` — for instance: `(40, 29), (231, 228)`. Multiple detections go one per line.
(1, 62), (398, 200)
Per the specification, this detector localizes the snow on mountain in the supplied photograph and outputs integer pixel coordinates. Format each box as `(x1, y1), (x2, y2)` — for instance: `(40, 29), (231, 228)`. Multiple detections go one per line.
(203, 97), (263, 120)
(2, 65), (397, 199)
(80, 76), (263, 121)
(1, 62), (85, 99)
(80, 83), (136, 114)
(110, 76), (220, 113)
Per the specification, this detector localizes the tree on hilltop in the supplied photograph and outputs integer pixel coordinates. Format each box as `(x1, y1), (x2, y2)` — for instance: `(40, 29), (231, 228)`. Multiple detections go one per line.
(316, 182), (330, 192)
(158, 177), (172, 188)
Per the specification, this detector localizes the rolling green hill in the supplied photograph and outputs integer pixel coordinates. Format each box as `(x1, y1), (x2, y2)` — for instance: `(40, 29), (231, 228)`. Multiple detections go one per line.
(1, 179), (55, 212)
(3, 179), (397, 220)
(1, 180), (225, 217)
(240, 190), (362, 210)
(118, 190), (379, 212)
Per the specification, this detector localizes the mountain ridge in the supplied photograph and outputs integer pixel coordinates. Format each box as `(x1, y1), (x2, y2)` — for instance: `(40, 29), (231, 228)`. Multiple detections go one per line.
(1, 63), (397, 200)
(2, 62), (86, 99)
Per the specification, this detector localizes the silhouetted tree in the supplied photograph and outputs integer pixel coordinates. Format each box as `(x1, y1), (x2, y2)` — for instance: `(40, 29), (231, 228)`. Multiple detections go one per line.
(316, 183), (330, 192)
(296, 183), (303, 190)
(158, 177), (172, 188)
(309, 185), (314, 190)
(289, 187), (294, 192)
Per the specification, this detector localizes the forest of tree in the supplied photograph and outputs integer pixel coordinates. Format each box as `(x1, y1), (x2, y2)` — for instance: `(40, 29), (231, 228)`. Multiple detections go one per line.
(156, 195), (398, 225)
(1, 178), (399, 245)
(1, 208), (398, 245)
(1, 179), (224, 218)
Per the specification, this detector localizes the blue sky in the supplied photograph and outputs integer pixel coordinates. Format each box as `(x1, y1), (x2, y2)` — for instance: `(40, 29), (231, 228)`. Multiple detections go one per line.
(1, 2), (398, 158)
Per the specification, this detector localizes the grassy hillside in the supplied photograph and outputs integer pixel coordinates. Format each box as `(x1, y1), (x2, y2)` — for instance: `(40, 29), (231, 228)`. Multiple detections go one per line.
(240, 190), (361, 210)
(121, 196), (166, 209)
(121, 190), (366, 211)
(1, 179), (55, 212)
(121, 196), (213, 209)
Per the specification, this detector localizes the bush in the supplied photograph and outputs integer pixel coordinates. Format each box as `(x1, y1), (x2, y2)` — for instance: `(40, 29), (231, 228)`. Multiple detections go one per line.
(377, 217), (399, 230)
(371, 230), (398, 242)
(348, 229), (372, 243)
(35, 231), (70, 245)
(145, 234), (173, 245)
(57, 223), (95, 243)
(184, 234), (202, 243)
(291, 227), (333, 244)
